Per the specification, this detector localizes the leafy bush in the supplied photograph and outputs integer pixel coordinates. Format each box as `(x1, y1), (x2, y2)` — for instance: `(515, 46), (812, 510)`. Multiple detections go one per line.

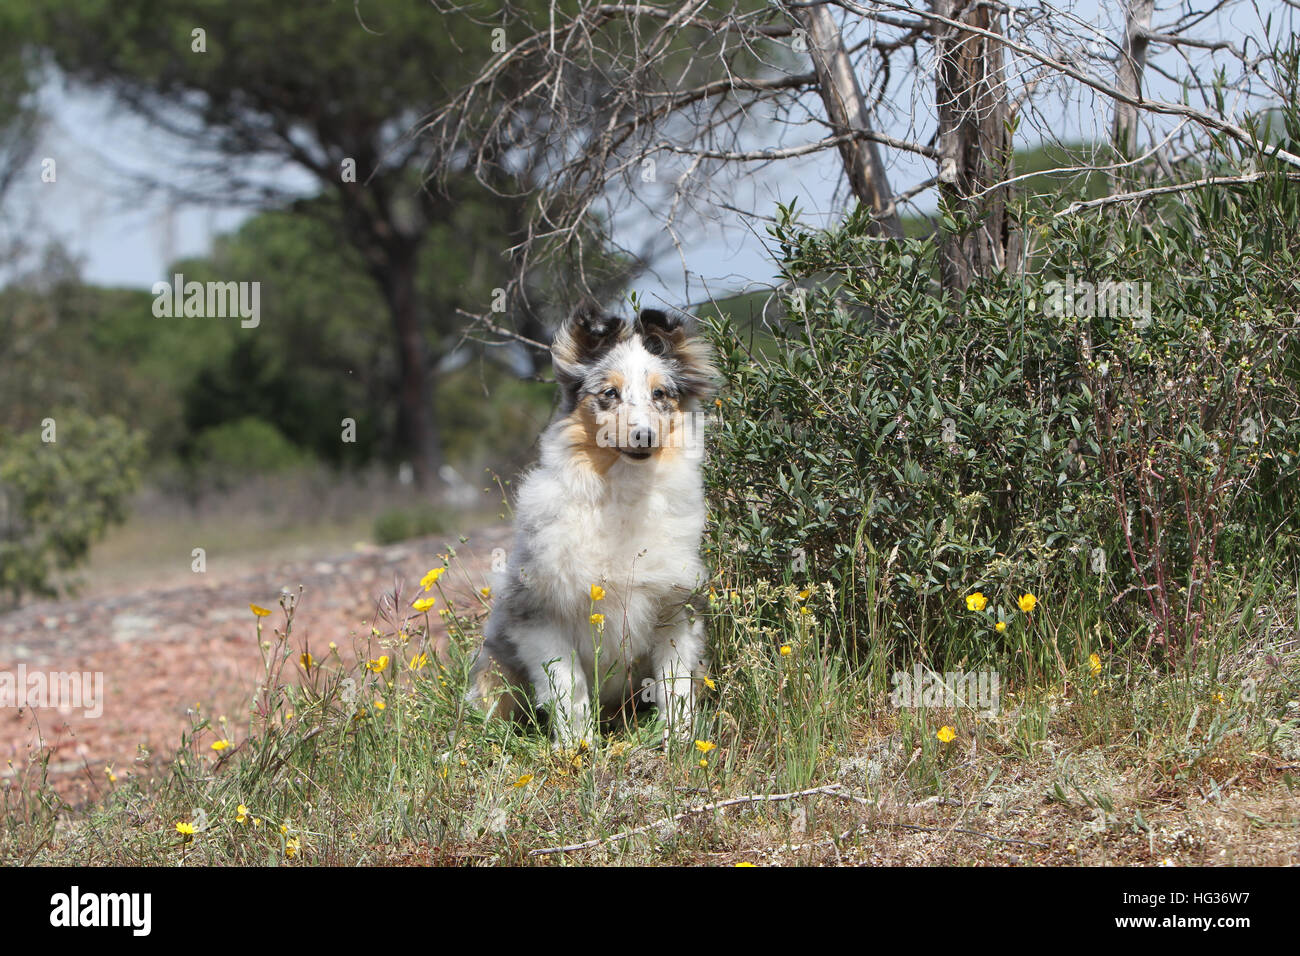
(705, 227), (1104, 656)
(1041, 181), (1300, 651)
(190, 416), (308, 485)
(0, 410), (145, 606)
(704, 176), (1300, 662)
(373, 505), (450, 545)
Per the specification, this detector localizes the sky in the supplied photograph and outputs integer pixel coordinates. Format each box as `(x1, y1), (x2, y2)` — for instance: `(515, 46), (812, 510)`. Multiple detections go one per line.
(5, 0), (1293, 312)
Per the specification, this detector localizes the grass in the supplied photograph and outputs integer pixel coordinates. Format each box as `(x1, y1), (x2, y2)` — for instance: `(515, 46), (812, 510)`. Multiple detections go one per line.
(4, 542), (1298, 867)
(59, 468), (500, 599)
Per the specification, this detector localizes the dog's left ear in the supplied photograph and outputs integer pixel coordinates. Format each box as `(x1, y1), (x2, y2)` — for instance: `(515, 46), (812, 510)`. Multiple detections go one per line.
(635, 309), (684, 356)
(636, 308), (721, 401)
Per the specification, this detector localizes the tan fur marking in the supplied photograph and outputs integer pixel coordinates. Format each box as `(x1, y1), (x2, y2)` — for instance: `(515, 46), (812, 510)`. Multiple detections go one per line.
(559, 397), (621, 476)
(653, 407), (683, 462)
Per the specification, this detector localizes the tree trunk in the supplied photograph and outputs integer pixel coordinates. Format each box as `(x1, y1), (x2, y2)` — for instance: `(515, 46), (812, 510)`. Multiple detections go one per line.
(798, 3), (903, 237)
(381, 244), (442, 487)
(1112, 0), (1155, 165)
(931, 0), (1019, 292)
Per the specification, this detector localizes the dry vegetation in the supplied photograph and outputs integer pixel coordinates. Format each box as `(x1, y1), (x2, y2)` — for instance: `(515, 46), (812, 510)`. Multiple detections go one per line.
(4, 534), (1296, 867)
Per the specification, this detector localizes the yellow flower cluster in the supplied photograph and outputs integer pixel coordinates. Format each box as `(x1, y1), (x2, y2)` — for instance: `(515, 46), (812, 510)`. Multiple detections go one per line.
(964, 591), (1037, 624)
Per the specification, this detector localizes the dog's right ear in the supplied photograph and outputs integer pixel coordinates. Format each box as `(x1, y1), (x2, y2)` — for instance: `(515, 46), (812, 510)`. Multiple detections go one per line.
(552, 301), (626, 394)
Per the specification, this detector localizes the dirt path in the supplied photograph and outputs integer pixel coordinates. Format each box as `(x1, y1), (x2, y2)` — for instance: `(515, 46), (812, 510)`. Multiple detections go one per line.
(0, 525), (511, 801)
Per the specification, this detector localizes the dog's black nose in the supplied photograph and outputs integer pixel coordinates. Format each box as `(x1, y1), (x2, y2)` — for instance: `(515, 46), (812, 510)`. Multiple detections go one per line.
(629, 426), (656, 448)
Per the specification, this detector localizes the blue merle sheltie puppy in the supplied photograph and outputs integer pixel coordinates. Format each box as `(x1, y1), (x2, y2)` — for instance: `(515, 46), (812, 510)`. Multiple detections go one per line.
(469, 303), (719, 747)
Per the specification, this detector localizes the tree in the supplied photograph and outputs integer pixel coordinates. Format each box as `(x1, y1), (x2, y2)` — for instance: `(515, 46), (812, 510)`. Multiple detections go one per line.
(929, 0), (1017, 290)
(428, 0), (1300, 305)
(0, 3), (41, 262)
(30, 1), (558, 485)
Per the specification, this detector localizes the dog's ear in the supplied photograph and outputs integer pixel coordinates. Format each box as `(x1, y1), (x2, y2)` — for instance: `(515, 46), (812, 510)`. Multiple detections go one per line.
(552, 301), (626, 394)
(635, 308), (721, 401)
(635, 308), (684, 357)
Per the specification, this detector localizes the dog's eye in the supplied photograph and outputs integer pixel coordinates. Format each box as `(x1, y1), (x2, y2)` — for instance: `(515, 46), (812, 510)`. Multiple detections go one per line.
(603, 387), (619, 400)
(652, 388), (666, 400)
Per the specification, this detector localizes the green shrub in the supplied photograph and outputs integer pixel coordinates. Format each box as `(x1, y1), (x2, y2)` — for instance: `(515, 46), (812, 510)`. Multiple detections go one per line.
(190, 416), (308, 484)
(0, 410), (145, 606)
(373, 505), (449, 545)
(704, 176), (1300, 663)
(704, 228), (1105, 660)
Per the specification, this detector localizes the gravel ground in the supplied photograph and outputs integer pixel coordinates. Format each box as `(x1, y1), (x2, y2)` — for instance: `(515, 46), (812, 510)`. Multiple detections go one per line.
(0, 526), (510, 802)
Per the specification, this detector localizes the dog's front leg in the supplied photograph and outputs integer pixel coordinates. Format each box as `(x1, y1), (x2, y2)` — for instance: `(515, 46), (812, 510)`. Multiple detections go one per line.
(533, 655), (593, 750)
(652, 618), (706, 744)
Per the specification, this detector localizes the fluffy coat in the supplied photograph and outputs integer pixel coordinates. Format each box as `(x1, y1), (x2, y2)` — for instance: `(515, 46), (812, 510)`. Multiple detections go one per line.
(469, 305), (719, 746)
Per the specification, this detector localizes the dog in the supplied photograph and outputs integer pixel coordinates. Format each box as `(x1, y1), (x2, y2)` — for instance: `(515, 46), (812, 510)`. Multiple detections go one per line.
(468, 303), (719, 747)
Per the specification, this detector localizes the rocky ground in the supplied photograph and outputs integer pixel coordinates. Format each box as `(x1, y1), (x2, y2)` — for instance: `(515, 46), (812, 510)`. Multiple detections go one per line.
(0, 526), (511, 803)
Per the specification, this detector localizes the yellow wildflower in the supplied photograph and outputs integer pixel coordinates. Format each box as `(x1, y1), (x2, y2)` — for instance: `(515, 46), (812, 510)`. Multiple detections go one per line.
(779, 645), (792, 656)
(703, 676), (717, 691)
(412, 597), (436, 613)
(590, 613), (605, 628)
(250, 604), (272, 617)
(1089, 653), (1101, 677)
(211, 739), (230, 752)
(285, 837), (301, 859)
(695, 740), (716, 753)
(176, 821), (195, 837)
(590, 584), (605, 601)
(374, 699), (386, 711)
(965, 592), (988, 612)
(514, 774), (534, 788)
(420, 567), (446, 590)
(410, 653), (428, 671)
(1018, 593), (1037, 613)
(937, 726), (957, 744)
(366, 656), (390, 673)
(300, 652), (314, 671)
(995, 620), (1007, 633)
(480, 587), (492, 598)
(236, 804), (249, 824)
